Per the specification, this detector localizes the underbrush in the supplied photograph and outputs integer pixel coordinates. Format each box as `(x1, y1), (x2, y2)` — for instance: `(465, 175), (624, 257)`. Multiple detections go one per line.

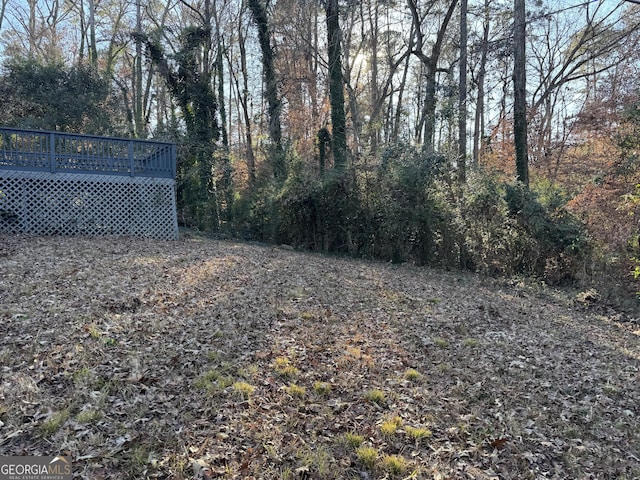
(234, 144), (593, 288)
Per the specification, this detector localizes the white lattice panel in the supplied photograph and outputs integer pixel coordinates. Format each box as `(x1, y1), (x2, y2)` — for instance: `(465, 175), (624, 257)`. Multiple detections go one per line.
(0, 170), (177, 239)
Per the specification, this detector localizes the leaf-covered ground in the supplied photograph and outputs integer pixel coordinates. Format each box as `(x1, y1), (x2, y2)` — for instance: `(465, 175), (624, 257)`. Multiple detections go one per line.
(1, 234), (639, 479)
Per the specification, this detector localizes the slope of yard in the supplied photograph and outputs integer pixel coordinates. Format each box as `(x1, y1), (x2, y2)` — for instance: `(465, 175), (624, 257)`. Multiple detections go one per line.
(0, 234), (639, 479)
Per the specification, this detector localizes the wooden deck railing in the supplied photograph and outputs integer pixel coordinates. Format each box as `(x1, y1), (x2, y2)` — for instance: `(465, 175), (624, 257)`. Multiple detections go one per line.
(0, 127), (176, 179)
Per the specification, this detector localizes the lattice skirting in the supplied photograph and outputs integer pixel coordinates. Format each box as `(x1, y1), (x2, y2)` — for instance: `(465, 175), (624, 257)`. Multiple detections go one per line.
(0, 170), (178, 240)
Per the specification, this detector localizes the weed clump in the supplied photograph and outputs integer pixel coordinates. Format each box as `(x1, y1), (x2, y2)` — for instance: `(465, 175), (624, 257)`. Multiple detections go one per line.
(434, 337), (449, 348)
(364, 389), (386, 405)
(381, 454), (409, 475)
(356, 446), (378, 469)
(403, 368), (421, 381)
(274, 357), (299, 378)
(405, 425), (432, 441)
(39, 409), (70, 437)
(232, 381), (255, 399)
(380, 415), (402, 437)
(342, 432), (364, 449)
(313, 381), (331, 396)
(284, 383), (306, 397)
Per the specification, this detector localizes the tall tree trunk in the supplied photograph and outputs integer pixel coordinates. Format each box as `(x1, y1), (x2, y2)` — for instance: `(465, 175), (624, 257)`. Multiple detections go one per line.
(213, 3), (233, 223)
(473, 0), (490, 167)
(343, 5), (362, 157)
(514, 0), (529, 186)
(134, 0), (144, 136)
(247, 0), (286, 179)
(368, 0), (380, 150)
(78, 0), (85, 62)
(87, 0), (97, 65)
(408, 0), (458, 152)
(458, 0), (468, 182)
(326, 0), (348, 170)
(392, 27), (414, 142)
(236, 24), (256, 185)
(27, 0), (36, 58)
(0, 0), (7, 32)
(217, 45), (228, 150)
(422, 67), (438, 150)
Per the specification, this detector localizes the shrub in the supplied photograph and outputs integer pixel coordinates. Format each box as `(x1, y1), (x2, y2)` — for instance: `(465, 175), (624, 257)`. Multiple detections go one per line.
(455, 170), (591, 283)
(233, 143), (591, 285)
(504, 181), (591, 283)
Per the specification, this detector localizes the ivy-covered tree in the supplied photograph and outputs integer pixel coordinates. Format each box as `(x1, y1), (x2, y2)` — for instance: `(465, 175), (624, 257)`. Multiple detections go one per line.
(513, 0), (529, 186)
(325, 0), (348, 170)
(247, 0), (286, 180)
(136, 26), (231, 231)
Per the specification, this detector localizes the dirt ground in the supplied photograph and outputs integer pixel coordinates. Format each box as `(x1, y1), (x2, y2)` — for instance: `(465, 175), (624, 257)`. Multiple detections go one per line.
(1, 234), (639, 479)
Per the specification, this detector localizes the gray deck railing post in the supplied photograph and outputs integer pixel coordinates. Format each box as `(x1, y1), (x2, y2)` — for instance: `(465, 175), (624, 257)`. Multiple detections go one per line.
(49, 132), (56, 173)
(128, 140), (135, 177)
(171, 144), (177, 179)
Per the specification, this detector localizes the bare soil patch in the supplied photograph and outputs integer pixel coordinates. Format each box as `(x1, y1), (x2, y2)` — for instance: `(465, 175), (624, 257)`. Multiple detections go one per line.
(1, 234), (639, 479)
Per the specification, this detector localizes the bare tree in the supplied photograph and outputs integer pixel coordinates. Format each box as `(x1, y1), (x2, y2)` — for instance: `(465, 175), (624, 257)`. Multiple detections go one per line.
(408, 0), (458, 151)
(458, 0), (467, 181)
(527, 1), (640, 170)
(0, 0), (7, 32)
(471, 0), (491, 166)
(1, 0), (72, 60)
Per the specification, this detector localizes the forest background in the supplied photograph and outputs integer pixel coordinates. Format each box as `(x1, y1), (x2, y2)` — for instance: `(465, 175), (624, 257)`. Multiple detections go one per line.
(1, 0), (640, 311)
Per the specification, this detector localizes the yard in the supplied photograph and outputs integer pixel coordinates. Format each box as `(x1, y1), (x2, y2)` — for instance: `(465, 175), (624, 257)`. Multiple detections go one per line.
(1, 234), (639, 479)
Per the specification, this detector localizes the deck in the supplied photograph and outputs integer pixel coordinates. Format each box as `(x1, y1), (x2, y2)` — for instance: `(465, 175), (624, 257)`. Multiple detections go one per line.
(0, 127), (176, 179)
(0, 127), (178, 239)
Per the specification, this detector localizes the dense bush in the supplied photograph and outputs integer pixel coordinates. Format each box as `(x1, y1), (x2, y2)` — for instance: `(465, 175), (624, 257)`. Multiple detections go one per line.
(0, 58), (123, 134)
(233, 143), (591, 285)
(458, 172), (590, 283)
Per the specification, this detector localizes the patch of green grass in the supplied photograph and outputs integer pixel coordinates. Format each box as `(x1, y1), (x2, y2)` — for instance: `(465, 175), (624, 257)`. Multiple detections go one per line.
(212, 330), (224, 340)
(356, 446), (379, 469)
(405, 426), (432, 441)
(463, 338), (479, 347)
(280, 467), (294, 480)
(284, 383), (306, 397)
(40, 409), (70, 437)
(86, 324), (102, 339)
(125, 445), (154, 474)
(436, 362), (451, 374)
(73, 367), (94, 387)
(403, 368), (421, 382)
(274, 357), (299, 378)
(296, 445), (333, 477)
(232, 381), (255, 399)
(206, 350), (222, 362)
(381, 454), (409, 475)
(194, 369), (233, 391)
(76, 408), (103, 424)
(380, 415), (402, 437)
(434, 337), (449, 348)
(365, 389), (386, 405)
(342, 432), (364, 449)
(238, 364), (260, 380)
(313, 381), (331, 396)
(0, 349), (11, 366)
